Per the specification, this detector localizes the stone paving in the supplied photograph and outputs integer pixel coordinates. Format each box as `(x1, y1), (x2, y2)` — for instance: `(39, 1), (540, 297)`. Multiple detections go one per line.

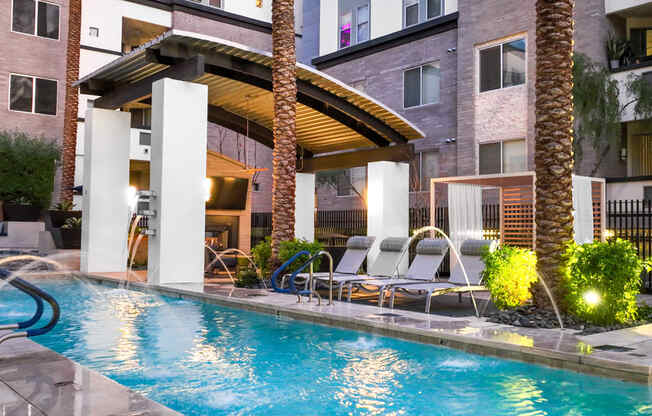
(0, 330), (180, 416)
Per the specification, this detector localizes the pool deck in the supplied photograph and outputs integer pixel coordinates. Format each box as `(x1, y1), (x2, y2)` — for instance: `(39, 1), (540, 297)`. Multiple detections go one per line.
(86, 273), (652, 385)
(0, 330), (181, 415)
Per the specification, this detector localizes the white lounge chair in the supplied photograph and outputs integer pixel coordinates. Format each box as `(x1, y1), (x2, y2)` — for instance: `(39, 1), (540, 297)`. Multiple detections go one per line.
(315, 237), (409, 301)
(282, 235), (376, 289)
(343, 238), (449, 305)
(388, 239), (499, 313)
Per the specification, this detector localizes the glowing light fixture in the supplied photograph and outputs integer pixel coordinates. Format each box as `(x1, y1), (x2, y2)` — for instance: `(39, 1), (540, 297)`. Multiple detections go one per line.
(204, 178), (213, 202)
(126, 186), (138, 210)
(583, 290), (601, 307)
(256, 0), (263, 7)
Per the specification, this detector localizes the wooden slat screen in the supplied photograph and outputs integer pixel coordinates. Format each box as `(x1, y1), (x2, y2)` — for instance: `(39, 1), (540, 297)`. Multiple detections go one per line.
(502, 186), (534, 248)
(592, 181), (602, 241)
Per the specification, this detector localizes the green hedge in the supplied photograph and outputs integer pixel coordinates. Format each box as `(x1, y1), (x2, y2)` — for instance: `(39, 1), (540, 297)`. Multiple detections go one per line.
(564, 239), (650, 325)
(482, 245), (538, 310)
(0, 131), (60, 208)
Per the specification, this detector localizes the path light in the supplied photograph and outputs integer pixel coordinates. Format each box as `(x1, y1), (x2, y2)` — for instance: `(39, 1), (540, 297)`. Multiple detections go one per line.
(583, 290), (601, 307)
(204, 178), (213, 202)
(126, 186), (138, 211)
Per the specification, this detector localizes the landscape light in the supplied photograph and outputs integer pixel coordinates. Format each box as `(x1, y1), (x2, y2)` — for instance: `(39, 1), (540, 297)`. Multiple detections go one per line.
(583, 290), (601, 307)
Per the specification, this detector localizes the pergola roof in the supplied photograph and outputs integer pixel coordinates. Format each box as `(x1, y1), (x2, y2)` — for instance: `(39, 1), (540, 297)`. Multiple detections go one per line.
(75, 30), (424, 156)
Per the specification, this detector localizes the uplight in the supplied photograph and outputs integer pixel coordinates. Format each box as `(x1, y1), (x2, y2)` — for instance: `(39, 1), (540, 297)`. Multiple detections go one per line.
(583, 290), (601, 307)
(204, 178), (213, 202)
(126, 186), (138, 210)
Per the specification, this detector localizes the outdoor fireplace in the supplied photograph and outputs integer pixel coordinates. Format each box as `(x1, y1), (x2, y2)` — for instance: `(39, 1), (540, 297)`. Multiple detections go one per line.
(205, 215), (239, 250)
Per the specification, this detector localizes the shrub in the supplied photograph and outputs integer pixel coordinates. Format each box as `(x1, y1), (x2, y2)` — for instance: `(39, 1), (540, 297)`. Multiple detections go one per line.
(482, 246), (538, 310)
(563, 239), (650, 325)
(53, 200), (74, 211)
(252, 237), (323, 277)
(235, 268), (260, 288)
(61, 217), (82, 229)
(0, 131), (60, 208)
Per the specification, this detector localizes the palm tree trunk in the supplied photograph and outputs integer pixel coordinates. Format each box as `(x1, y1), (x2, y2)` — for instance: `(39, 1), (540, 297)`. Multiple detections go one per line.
(534, 0), (575, 308)
(270, 0), (297, 266)
(60, 0), (82, 204)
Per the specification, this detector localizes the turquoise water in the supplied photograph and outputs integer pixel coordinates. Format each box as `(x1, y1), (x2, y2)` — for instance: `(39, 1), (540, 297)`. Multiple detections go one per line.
(1, 277), (651, 416)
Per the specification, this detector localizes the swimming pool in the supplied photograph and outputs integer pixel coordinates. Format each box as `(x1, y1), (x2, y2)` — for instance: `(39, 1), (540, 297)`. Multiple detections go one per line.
(1, 277), (650, 416)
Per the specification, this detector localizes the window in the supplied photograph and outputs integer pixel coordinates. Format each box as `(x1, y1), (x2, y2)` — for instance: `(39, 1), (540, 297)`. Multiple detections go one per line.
(9, 74), (57, 115)
(139, 132), (151, 146)
(404, 62), (440, 108)
(410, 151), (439, 191)
(188, 0), (223, 7)
(339, 0), (370, 48)
(130, 108), (151, 129)
(337, 167), (366, 197)
(404, 0), (442, 28)
(253, 183), (261, 192)
(89, 26), (99, 37)
(404, 0), (418, 27)
(479, 140), (526, 175)
(12, 0), (59, 40)
(479, 39), (526, 92)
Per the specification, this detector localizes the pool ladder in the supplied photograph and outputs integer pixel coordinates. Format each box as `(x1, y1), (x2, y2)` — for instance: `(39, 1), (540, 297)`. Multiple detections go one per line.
(0, 269), (60, 345)
(271, 251), (334, 306)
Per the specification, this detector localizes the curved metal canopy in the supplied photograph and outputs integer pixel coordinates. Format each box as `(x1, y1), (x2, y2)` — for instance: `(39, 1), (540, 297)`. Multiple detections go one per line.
(75, 30), (424, 156)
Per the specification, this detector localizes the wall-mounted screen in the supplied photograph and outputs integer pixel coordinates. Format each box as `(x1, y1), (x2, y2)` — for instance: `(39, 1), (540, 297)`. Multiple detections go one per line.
(206, 176), (249, 210)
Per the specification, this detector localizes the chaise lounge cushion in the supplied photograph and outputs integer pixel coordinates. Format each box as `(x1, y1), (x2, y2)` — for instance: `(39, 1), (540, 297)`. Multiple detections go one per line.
(459, 239), (499, 256)
(379, 237), (409, 252)
(416, 238), (448, 255)
(346, 236), (376, 250)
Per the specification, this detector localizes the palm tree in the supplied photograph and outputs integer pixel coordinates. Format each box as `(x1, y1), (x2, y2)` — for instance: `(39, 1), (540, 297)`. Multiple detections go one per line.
(269, 0), (298, 265)
(534, 0), (575, 308)
(60, 0), (83, 204)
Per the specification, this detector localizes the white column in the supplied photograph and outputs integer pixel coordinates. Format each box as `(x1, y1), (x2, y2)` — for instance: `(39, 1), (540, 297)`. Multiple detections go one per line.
(367, 161), (409, 274)
(80, 107), (131, 273)
(295, 172), (316, 242)
(148, 78), (208, 285)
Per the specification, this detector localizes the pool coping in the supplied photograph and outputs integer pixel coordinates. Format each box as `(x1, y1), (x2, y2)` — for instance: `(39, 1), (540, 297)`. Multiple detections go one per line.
(82, 274), (652, 385)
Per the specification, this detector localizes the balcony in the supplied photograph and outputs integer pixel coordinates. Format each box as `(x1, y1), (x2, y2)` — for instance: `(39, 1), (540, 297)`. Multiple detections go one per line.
(606, 0), (652, 16)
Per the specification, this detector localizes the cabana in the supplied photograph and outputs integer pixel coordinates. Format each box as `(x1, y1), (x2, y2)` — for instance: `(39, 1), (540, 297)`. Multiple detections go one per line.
(430, 172), (606, 249)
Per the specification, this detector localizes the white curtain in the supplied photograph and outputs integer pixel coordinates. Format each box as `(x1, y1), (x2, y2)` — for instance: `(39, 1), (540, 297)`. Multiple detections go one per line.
(448, 184), (483, 268)
(572, 175), (594, 245)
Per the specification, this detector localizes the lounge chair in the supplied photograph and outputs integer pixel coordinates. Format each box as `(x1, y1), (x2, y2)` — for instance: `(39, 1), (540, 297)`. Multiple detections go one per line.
(281, 236), (376, 288)
(388, 239), (499, 313)
(312, 237), (409, 301)
(343, 238), (449, 305)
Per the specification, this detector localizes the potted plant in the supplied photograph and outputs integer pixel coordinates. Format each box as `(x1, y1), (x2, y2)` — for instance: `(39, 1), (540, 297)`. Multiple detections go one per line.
(49, 200), (81, 228)
(3, 196), (42, 222)
(607, 33), (625, 70)
(60, 217), (82, 249)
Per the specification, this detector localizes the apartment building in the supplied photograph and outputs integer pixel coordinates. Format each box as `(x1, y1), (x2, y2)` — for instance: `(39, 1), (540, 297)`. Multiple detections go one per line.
(303, 0), (638, 209)
(3, 0), (306, 212)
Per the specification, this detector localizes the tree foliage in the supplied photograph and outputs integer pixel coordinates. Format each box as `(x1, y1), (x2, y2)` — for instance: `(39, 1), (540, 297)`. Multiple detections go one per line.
(0, 131), (60, 208)
(573, 53), (652, 173)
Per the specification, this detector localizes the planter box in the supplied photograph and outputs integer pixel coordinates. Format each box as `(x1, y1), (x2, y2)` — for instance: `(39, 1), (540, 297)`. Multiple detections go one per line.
(60, 228), (81, 249)
(3, 204), (42, 222)
(48, 210), (82, 228)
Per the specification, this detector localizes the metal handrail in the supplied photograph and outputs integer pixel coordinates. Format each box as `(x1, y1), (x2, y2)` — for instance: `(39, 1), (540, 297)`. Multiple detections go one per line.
(290, 251), (334, 305)
(0, 269), (60, 345)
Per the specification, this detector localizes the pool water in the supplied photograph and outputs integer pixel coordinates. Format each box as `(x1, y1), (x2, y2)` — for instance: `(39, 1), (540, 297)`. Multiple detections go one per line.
(1, 277), (651, 416)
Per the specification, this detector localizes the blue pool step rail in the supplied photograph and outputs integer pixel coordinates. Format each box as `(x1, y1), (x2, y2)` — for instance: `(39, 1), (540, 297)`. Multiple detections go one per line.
(0, 268), (60, 344)
(270, 250), (334, 305)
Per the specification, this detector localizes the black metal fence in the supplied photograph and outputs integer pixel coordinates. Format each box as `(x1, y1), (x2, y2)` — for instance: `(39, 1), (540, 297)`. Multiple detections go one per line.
(607, 200), (652, 292)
